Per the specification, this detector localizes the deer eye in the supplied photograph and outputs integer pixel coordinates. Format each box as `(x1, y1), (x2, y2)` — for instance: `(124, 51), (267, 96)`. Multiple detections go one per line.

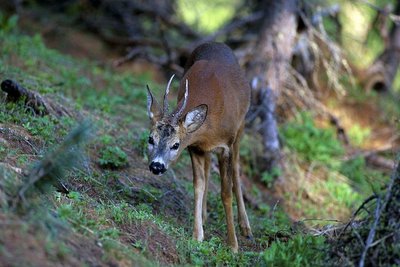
(148, 136), (155, 145)
(171, 143), (179, 150)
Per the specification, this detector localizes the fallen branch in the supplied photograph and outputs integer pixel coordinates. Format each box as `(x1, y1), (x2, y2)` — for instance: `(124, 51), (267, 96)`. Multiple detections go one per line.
(1, 79), (71, 117)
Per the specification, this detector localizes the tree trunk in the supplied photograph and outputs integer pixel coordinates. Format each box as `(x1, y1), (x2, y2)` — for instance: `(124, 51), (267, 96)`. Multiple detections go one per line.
(244, 0), (298, 172)
(364, 3), (400, 92)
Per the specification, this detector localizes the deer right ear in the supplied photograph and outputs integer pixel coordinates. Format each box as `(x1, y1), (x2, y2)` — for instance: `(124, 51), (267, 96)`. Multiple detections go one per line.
(147, 85), (162, 122)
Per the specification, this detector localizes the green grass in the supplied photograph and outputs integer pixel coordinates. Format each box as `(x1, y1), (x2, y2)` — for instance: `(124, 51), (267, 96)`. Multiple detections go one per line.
(281, 112), (344, 167)
(264, 234), (326, 267)
(340, 156), (387, 196)
(279, 110), (389, 220)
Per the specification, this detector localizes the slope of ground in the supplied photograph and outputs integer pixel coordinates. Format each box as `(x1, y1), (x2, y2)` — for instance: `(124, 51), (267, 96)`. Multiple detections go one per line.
(0, 13), (398, 266)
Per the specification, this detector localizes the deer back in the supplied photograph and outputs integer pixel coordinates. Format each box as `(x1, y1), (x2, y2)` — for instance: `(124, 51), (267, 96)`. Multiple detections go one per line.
(177, 42), (251, 149)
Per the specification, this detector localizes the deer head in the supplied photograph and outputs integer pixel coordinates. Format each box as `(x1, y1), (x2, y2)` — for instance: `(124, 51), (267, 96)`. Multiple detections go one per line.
(146, 75), (208, 175)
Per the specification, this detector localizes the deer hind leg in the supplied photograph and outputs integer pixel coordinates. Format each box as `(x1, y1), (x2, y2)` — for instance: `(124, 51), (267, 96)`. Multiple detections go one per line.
(189, 148), (206, 242)
(202, 152), (211, 223)
(232, 126), (253, 239)
(218, 148), (239, 252)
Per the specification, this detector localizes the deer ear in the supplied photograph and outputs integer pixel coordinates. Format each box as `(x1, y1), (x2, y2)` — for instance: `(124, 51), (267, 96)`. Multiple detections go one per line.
(147, 85), (162, 122)
(183, 104), (208, 133)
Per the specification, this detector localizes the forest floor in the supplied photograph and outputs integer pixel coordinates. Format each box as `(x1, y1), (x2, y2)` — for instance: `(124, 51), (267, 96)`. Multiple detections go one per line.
(0, 11), (399, 266)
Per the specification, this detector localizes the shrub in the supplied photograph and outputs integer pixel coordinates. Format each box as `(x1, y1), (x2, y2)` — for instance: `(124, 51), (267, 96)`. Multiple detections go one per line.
(98, 146), (128, 168)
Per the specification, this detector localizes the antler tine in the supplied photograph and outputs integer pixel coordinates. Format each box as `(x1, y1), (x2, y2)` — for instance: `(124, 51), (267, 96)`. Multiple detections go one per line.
(172, 79), (189, 125)
(163, 74), (175, 116)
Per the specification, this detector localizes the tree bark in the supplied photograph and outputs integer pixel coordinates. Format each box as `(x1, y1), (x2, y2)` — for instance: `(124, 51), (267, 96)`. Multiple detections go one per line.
(244, 0), (298, 172)
(364, 3), (400, 92)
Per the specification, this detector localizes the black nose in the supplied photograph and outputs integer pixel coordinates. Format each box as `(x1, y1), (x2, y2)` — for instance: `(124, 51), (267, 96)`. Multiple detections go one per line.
(149, 161), (166, 175)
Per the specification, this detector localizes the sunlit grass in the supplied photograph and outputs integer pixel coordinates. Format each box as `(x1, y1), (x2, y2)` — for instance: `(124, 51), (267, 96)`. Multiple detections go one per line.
(280, 153), (361, 222)
(348, 124), (371, 146)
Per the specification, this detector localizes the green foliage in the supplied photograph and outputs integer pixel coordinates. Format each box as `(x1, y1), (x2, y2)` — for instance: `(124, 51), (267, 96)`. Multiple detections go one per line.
(263, 234), (326, 267)
(261, 167), (281, 188)
(281, 113), (344, 166)
(340, 156), (387, 195)
(0, 13), (18, 34)
(22, 116), (57, 142)
(322, 174), (361, 209)
(177, 0), (241, 33)
(98, 146), (128, 168)
(0, 100), (67, 145)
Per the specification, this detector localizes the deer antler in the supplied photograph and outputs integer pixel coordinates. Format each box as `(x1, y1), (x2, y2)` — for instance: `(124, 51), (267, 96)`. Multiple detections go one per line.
(172, 79), (189, 125)
(163, 74), (175, 116)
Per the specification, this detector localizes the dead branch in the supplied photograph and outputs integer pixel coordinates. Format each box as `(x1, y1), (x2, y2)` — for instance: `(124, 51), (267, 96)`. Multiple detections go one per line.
(343, 146), (398, 171)
(333, 156), (400, 265)
(339, 195), (377, 238)
(366, 154), (395, 171)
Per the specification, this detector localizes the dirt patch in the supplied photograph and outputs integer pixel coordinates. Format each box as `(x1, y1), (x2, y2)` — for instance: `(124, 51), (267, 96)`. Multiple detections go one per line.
(116, 162), (192, 223)
(120, 221), (180, 265)
(326, 100), (400, 150)
(0, 124), (42, 168)
(0, 212), (131, 267)
(63, 232), (116, 267)
(0, 124), (41, 154)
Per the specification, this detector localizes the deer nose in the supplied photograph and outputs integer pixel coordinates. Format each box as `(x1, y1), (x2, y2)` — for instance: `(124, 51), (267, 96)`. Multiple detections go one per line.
(149, 161), (166, 175)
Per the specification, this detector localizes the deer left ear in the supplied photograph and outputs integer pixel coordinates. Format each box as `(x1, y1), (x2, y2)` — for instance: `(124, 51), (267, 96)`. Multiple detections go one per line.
(183, 104), (208, 133)
(147, 85), (162, 122)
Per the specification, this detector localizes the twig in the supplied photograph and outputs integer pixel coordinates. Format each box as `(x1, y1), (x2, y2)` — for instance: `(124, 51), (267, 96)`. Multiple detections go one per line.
(368, 233), (394, 248)
(359, 197), (381, 267)
(300, 218), (341, 223)
(339, 195), (377, 237)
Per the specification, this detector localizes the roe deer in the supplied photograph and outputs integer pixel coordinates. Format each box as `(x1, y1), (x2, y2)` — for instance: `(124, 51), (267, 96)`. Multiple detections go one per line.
(146, 42), (252, 252)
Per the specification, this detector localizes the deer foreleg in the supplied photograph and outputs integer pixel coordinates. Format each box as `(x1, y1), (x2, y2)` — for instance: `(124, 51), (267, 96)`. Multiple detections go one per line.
(190, 149), (206, 242)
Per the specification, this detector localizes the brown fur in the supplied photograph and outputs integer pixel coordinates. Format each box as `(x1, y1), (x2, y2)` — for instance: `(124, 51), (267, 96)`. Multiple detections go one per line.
(177, 42), (251, 151)
(147, 42), (252, 252)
